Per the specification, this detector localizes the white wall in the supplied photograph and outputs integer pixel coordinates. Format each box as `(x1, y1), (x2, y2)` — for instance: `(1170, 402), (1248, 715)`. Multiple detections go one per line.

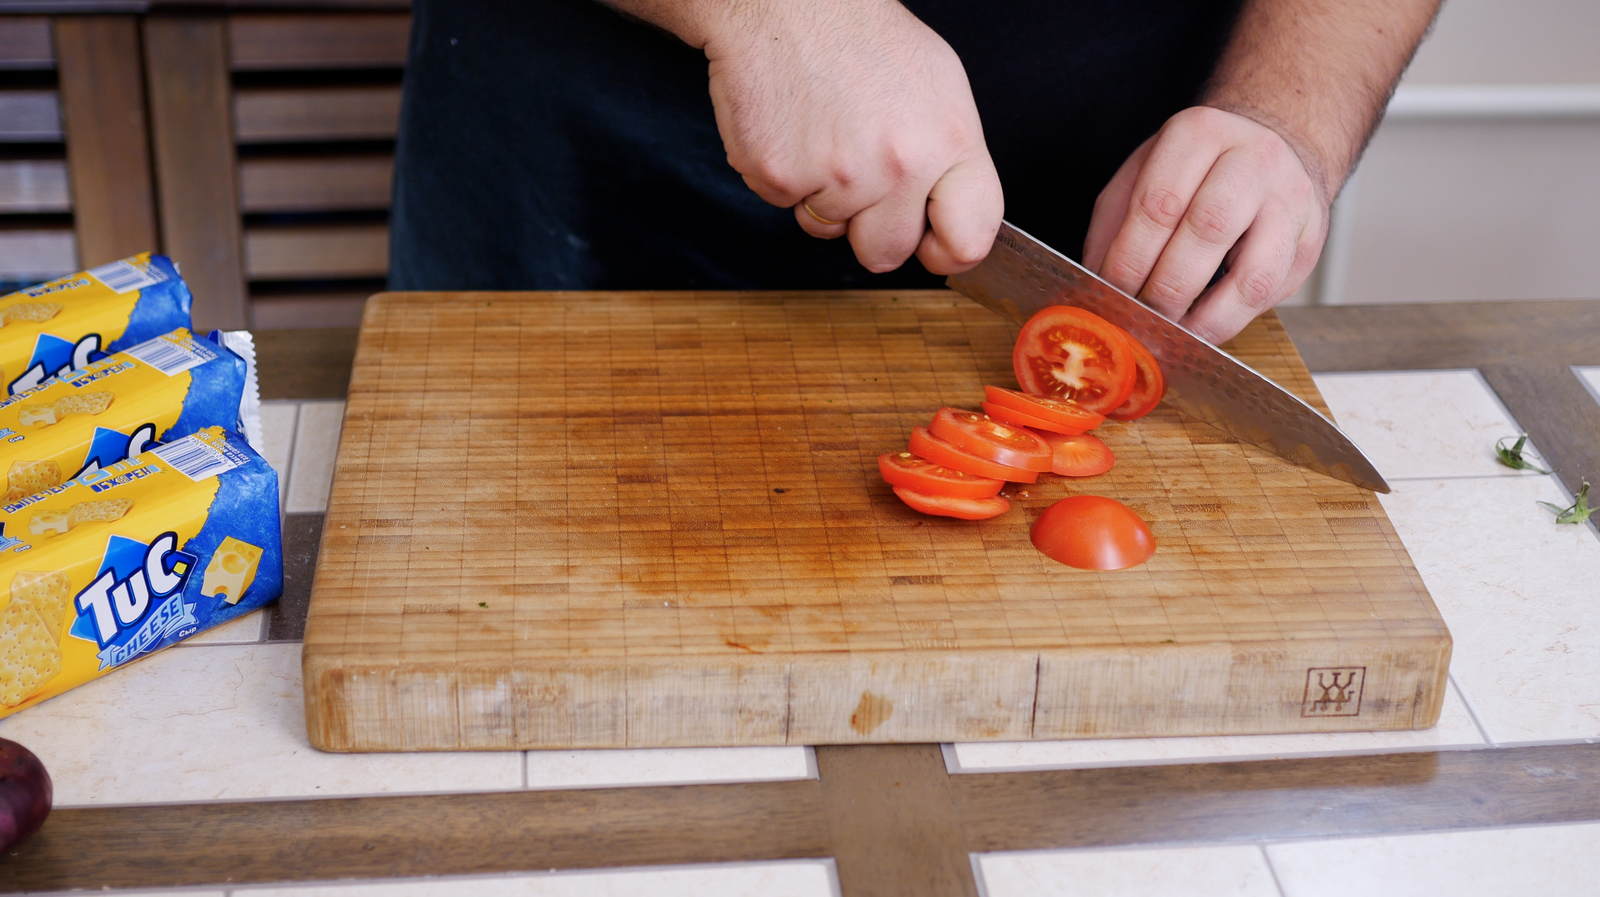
(1300, 0), (1600, 306)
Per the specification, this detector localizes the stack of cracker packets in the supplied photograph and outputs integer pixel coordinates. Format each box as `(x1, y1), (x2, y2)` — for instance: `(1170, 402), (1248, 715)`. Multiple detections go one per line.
(0, 257), (283, 718)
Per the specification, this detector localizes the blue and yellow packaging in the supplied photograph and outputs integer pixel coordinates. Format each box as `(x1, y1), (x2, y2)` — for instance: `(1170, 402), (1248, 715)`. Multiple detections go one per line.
(0, 253), (194, 395)
(0, 328), (254, 501)
(0, 427), (282, 715)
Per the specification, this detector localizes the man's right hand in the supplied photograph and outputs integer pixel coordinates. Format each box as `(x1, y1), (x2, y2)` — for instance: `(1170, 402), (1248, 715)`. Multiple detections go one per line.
(615, 0), (1003, 276)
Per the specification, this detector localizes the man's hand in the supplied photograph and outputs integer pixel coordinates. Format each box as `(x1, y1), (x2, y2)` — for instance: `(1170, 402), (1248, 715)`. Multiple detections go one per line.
(1083, 0), (1441, 344)
(608, 0), (1002, 275)
(1082, 107), (1327, 345)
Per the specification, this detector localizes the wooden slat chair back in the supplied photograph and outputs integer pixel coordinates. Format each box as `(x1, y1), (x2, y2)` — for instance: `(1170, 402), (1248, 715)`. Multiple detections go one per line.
(0, 10), (407, 329)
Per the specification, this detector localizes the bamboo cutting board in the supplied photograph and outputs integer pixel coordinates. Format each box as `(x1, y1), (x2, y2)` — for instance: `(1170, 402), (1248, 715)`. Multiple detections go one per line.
(302, 290), (1449, 751)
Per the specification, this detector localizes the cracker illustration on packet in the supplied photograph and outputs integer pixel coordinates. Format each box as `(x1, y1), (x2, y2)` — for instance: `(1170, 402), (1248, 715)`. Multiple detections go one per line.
(0, 427), (282, 714)
(0, 328), (261, 502)
(0, 253), (193, 395)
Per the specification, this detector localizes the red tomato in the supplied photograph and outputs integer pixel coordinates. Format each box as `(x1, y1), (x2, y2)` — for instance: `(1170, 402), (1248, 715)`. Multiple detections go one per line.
(909, 427), (1039, 483)
(1107, 331), (1166, 421)
(981, 401), (1087, 436)
(1013, 306), (1137, 415)
(1031, 431), (1116, 477)
(893, 487), (1010, 520)
(878, 452), (1005, 499)
(983, 385), (1106, 431)
(927, 408), (1052, 472)
(1030, 495), (1155, 570)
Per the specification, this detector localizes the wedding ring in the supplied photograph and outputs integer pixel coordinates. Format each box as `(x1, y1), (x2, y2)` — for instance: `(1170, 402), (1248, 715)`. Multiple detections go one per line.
(802, 202), (846, 226)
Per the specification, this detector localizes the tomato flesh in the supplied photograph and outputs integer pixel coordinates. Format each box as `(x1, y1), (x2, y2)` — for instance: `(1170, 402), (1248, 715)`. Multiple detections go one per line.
(1030, 495), (1155, 570)
(893, 487), (1010, 520)
(878, 452), (1005, 499)
(981, 401), (1087, 436)
(908, 427), (1039, 483)
(1013, 306), (1137, 415)
(983, 385), (1105, 431)
(926, 407), (1052, 472)
(1107, 330), (1166, 421)
(1031, 431), (1115, 477)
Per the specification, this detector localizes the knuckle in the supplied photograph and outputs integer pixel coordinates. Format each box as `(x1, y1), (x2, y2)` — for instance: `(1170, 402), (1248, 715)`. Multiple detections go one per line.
(943, 234), (990, 268)
(1235, 267), (1281, 311)
(1102, 257), (1149, 292)
(1184, 202), (1236, 245)
(1142, 275), (1190, 308)
(1135, 187), (1188, 230)
(747, 160), (804, 202)
(828, 158), (864, 192)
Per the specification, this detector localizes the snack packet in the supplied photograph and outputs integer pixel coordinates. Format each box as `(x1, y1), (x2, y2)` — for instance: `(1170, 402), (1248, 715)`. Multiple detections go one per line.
(0, 253), (193, 395)
(0, 427), (282, 716)
(0, 328), (259, 501)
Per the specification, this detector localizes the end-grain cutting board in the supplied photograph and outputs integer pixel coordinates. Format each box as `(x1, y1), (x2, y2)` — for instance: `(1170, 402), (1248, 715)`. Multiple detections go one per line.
(303, 291), (1449, 751)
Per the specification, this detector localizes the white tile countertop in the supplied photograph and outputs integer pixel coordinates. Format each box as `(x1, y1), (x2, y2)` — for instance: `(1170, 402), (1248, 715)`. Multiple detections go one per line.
(6, 365), (1600, 897)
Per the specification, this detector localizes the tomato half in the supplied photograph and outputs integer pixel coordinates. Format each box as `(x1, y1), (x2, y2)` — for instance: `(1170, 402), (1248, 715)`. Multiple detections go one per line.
(981, 401), (1087, 436)
(926, 408), (1052, 472)
(908, 427), (1039, 483)
(1013, 306), (1137, 415)
(893, 487), (1010, 520)
(1031, 431), (1115, 477)
(983, 386), (1106, 431)
(878, 452), (1005, 499)
(1107, 331), (1166, 421)
(1030, 495), (1155, 570)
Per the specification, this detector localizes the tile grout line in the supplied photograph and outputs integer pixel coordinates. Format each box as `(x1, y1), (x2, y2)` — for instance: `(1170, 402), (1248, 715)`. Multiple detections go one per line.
(1258, 841), (1290, 897)
(1571, 366), (1600, 408)
(1450, 672), (1499, 748)
(279, 400), (299, 517)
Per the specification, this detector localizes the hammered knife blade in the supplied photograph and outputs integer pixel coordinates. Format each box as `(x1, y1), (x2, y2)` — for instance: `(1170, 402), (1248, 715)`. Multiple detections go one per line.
(946, 221), (1389, 493)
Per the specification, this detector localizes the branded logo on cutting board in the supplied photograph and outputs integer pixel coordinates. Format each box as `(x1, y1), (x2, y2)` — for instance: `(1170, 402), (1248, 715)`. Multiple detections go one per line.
(1301, 667), (1366, 717)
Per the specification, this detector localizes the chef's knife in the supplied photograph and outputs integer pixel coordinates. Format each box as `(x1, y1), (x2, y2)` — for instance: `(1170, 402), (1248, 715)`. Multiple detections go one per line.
(946, 221), (1389, 493)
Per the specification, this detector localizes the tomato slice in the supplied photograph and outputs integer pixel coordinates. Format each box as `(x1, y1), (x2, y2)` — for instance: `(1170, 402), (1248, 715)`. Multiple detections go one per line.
(1013, 306), (1137, 415)
(908, 427), (1039, 483)
(983, 386), (1106, 431)
(981, 401), (1088, 436)
(1030, 495), (1155, 570)
(926, 408), (1052, 472)
(1106, 330), (1166, 421)
(878, 452), (1005, 499)
(893, 487), (1010, 520)
(1031, 431), (1115, 477)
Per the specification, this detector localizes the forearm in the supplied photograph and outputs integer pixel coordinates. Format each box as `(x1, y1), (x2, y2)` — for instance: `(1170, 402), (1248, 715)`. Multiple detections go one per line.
(599, 0), (872, 53)
(1202, 0), (1442, 202)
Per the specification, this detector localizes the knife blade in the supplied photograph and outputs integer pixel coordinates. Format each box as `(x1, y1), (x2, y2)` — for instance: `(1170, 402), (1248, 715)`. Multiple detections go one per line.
(946, 221), (1389, 493)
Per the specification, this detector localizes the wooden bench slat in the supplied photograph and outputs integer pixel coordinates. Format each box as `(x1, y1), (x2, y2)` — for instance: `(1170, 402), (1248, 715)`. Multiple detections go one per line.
(144, 14), (249, 330)
(234, 85), (401, 142)
(0, 17), (54, 69)
(55, 14), (161, 267)
(0, 226), (75, 281)
(229, 12), (409, 70)
(244, 222), (388, 279)
(239, 154), (392, 212)
(0, 160), (70, 212)
(0, 91), (62, 141)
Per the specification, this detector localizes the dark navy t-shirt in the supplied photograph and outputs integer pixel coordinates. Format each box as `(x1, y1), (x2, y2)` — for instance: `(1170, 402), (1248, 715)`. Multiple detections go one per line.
(390, 0), (1242, 291)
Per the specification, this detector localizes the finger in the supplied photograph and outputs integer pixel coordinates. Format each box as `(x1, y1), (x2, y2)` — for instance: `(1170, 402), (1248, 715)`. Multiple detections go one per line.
(1094, 126), (1229, 299)
(915, 152), (1004, 275)
(794, 197), (850, 240)
(1134, 146), (1272, 320)
(846, 170), (943, 273)
(1082, 138), (1150, 272)
(1178, 203), (1306, 344)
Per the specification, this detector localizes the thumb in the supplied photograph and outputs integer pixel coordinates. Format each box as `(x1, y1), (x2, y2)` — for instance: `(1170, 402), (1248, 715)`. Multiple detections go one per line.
(915, 152), (1004, 275)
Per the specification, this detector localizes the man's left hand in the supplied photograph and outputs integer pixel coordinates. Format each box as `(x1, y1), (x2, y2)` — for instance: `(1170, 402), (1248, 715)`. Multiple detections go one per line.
(1082, 106), (1329, 344)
